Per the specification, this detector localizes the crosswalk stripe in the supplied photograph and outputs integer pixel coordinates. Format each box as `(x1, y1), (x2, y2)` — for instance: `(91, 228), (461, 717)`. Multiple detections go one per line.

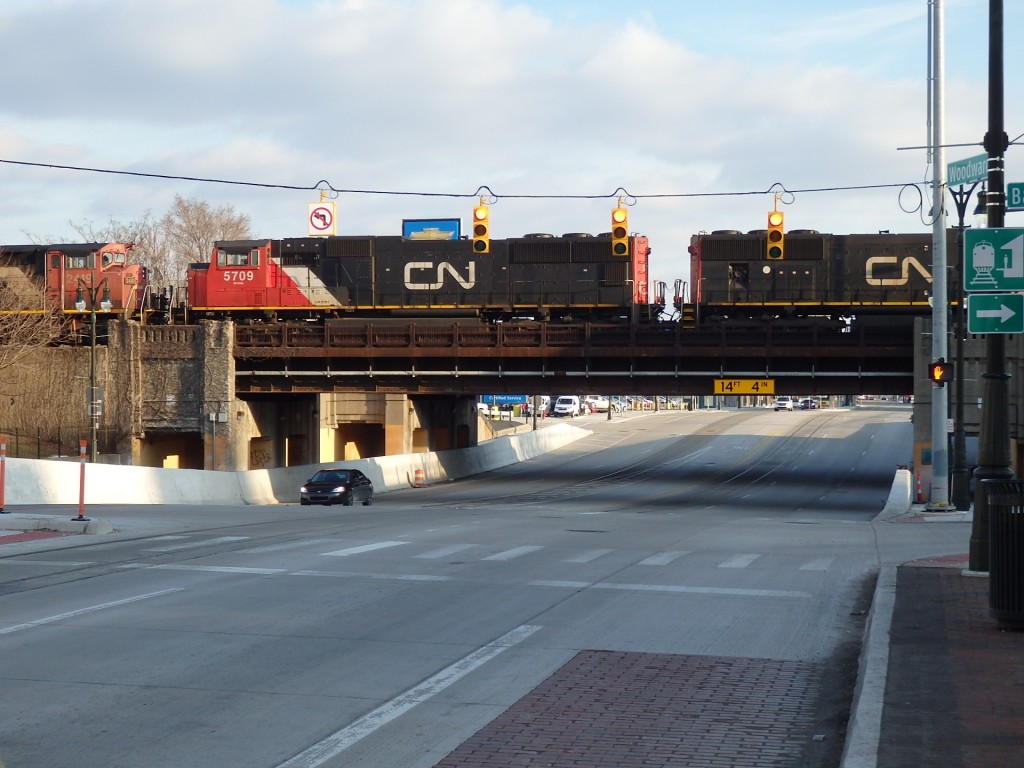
(638, 551), (690, 566)
(322, 541), (409, 557)
(718, 554), (762, 569)
(564, 548), (615, 563)
(799, 557), (834, 571)
(414, 543), (477, 559)
(481, 545), (544, 561)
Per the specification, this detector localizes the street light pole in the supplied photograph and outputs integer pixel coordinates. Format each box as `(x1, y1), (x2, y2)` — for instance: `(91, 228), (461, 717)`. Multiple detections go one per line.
(75, 278), (111, 463)
(948, 182), (984, 511)
(969, 0), (1011, 573)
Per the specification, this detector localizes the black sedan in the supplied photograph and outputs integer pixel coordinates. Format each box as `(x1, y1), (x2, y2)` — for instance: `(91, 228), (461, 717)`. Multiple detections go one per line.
(300, 468), (374, 506)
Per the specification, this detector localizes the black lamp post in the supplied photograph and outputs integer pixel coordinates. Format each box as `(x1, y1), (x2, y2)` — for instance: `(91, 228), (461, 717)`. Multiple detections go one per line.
(949, 183), (986, 511)
(75, 278), (111, 463)
(968, 0), (1011, 573)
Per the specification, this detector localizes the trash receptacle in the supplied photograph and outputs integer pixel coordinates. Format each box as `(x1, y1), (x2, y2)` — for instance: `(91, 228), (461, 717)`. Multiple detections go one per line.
(982, 479), (1024, 629)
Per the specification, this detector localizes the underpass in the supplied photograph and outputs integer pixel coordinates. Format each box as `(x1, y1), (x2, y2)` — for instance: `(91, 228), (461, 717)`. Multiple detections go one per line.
(0, 403), (968, 768)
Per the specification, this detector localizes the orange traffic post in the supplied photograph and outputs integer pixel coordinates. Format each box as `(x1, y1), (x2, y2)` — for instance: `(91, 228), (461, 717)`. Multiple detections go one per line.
(0, 438), (7, 514)
(73, 439), (91, 522)
(414, 468), (425, 488)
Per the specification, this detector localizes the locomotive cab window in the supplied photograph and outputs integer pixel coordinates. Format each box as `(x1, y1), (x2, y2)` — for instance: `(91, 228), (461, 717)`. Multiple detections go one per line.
(217, 249), (259, 267)
(728, 264), (749, 283)
(66, 254), (93, 269)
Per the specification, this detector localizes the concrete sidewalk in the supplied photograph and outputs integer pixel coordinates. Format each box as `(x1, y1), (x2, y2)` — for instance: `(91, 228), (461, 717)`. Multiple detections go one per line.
(842, 506), (1024, 767)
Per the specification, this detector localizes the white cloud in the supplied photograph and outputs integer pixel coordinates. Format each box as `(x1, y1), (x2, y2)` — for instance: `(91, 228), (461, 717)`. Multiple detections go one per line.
(0, 0), (1019, 280)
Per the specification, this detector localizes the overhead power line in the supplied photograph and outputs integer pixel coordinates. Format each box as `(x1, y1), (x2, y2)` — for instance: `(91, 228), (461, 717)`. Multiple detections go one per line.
(0, 158), (927, 202)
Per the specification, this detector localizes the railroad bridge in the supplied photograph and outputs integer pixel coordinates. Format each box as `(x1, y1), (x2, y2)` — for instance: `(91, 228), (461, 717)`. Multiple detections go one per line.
(230, 318), (917, 396)
(5, 317), (1012, 475)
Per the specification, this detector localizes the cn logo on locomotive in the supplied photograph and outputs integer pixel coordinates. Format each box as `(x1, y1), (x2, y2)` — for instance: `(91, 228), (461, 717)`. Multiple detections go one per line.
(864, 255), (930, 286)
(403, 261), (476, 290)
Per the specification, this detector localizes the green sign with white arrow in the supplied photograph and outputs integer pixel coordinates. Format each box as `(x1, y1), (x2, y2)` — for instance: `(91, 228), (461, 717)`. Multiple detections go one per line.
(967, 293), (1024, 334)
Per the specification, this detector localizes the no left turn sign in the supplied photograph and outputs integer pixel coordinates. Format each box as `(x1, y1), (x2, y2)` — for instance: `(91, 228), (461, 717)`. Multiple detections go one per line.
(308, 202), (336, 236)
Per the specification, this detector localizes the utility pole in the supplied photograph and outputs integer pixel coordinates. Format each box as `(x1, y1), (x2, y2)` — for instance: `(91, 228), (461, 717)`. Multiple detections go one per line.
(927, 0), (952, 510)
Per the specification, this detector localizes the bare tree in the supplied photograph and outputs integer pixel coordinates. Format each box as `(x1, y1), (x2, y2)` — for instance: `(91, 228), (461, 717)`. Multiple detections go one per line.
(159, 195), (252, 282)
(0, 249), (69, 398)
(69, 212), (177, 287)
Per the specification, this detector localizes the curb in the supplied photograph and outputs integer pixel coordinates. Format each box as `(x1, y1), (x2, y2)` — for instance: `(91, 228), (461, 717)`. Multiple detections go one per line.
(840, 565), (897, 768)
(0, 513), (113, 536)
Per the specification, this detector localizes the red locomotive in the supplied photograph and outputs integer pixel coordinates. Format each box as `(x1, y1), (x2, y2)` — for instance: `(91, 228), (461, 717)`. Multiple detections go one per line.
(0, 242), (148, 315)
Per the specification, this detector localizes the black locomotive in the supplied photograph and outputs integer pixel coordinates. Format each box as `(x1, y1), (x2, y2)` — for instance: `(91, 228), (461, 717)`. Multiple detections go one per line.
(687, 229), (960, 322)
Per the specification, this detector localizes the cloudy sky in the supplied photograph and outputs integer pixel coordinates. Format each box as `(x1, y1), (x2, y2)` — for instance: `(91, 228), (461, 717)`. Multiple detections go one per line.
(0, 0), (1021, 283)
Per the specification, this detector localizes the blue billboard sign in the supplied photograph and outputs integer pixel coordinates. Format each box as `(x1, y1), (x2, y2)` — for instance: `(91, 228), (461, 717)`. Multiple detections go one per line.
(480, 395), (528, 404)
(402, 218), (461, 240)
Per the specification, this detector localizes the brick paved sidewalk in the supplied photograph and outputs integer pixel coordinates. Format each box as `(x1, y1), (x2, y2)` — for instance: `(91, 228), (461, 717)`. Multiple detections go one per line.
(433, 650), (847, 768)
(878, 565), (1024, 768)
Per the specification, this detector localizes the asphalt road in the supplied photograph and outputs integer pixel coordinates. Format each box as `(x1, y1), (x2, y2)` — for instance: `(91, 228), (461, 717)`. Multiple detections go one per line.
(0, 404), (967, 768)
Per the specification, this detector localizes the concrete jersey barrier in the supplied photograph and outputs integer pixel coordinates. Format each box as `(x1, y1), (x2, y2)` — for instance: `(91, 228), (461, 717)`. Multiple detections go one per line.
(0, 423), (590, 507)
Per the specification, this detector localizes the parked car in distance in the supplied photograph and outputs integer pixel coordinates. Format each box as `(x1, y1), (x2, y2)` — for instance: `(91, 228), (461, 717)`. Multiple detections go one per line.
(583, 395), (610, 413)
(300, 468), (374, 506)
(773, 397), (794, 411)
(553, 395), (581, 417)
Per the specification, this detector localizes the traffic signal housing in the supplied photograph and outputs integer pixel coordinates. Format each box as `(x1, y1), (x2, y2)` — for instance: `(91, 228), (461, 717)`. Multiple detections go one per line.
(472, 203), (490, 254)
(767, 210), (784, 259)
(928, 358), (953, 387)
(611, 205), (629, 256)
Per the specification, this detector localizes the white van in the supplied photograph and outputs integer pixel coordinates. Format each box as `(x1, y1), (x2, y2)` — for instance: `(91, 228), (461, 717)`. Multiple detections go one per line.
(553, 395), (581, 417)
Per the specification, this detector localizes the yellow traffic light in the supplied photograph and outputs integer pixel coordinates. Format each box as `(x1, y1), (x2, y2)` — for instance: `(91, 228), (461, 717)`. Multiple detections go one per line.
(767, 210), (784, 259)
(611, 205), (629, 256)
(472, 203), (490, 254)
(928, 359), (953, 387)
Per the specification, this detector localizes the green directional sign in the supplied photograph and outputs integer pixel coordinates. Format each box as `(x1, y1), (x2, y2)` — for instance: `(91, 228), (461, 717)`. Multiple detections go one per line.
(967, 293), (1024, 334)
(1009, 183), (1024, 212)
(948, 153), (988, 186)
(963, 228), (1024, 292)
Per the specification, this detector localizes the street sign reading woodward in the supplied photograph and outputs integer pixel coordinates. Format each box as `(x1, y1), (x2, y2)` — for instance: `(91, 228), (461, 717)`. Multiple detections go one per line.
(947, 153), (988, 186)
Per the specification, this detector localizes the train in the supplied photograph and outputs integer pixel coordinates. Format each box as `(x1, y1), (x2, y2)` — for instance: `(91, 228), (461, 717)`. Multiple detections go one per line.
(0, 242), (148, 316)
(686, 229), (960, 323)
(2, 228), (957, 330)
(186, 232), (659, 323)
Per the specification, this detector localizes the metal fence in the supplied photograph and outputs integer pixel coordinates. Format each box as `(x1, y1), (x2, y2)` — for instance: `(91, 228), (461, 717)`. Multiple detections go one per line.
(0, 426), (116, 459)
